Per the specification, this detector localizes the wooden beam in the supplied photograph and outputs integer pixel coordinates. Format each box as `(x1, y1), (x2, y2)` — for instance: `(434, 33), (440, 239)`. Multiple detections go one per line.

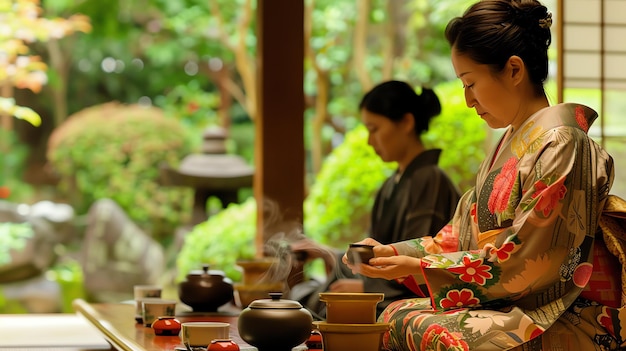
(254, 0), (305, 255)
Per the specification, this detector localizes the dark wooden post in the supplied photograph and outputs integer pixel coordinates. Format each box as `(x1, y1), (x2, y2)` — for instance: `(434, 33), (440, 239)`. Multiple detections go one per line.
(254, 0), (305, 256)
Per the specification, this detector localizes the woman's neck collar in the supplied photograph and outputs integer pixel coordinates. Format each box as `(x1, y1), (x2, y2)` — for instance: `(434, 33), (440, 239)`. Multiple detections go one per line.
(397, 143), (425, 174)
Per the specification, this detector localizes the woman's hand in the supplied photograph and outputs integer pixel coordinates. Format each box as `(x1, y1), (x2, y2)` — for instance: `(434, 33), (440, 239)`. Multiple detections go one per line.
(340, 238), (396, 265)
(349, 255), (423, 282)
(289, 238), (337, 275)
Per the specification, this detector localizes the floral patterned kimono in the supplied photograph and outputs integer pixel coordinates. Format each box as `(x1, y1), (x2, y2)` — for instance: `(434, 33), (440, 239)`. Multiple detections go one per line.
(379, 103), (620, 350)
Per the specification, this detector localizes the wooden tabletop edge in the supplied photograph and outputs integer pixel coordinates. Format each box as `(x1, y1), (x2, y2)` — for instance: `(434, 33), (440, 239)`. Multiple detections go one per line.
(73, 298), (144, 351)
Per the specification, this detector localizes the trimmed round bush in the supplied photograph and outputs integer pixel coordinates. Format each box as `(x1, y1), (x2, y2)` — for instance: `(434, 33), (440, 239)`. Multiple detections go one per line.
(47, 102), (196, 240)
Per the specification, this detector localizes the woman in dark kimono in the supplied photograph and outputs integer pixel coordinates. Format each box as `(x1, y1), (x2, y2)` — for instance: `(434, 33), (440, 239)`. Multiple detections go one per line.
(290, 80), (461, 317)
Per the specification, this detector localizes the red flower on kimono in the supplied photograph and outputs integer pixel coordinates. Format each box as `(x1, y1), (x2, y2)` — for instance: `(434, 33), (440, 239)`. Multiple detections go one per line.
(531, 176), (567, 217)
(598, 307), (616, 338)
(440, 288), (480, 309)
(488, 157), (518, 214)
(489, 241), (515, 262)
(449, 256), (493, 285)
(420, 324), (470, 351)
(575, 105), (589, 132)
(438, 224), (458, 253)
(470, 202), (478, 224)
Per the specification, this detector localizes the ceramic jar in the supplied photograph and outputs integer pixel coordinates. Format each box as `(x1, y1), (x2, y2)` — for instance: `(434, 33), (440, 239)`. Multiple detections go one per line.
(237, 292), (313, 351)
(151, 316), (181, 336)
(178, 264), (234, 312)
(207, 339), (240, 351)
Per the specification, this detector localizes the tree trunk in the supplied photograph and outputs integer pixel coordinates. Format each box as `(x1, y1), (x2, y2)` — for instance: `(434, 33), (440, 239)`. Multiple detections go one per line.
(305, 0), (330, 175)
(353, 0), (372, 90)
(47, 40), (69, 128)
(382, 1), (397, 80)
(1, 82), (14, 130)
(311, 71), (330, 174)
(201, 62), (234, 131)
(209, 0), (256, 120)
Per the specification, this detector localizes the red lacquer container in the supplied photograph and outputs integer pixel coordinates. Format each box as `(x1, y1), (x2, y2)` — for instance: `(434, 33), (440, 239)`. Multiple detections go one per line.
(306, 330), (323, 351)
(151, 316), (182, 336)
(207, 339), (240, 351)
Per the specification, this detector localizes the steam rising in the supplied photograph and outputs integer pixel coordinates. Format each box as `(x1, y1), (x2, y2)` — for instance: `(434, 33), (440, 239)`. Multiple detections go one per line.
(255, 199), (358, 295)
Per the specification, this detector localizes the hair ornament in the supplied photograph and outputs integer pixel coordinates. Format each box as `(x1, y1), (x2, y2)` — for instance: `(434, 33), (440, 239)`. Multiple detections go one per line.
(538, 12), (552, 29)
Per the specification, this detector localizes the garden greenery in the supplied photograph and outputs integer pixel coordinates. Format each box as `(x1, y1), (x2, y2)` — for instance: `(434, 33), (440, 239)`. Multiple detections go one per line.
(176, 125), (393, 282)
(46, 102), (197, 241)
(0, 222), (34, 266)
(176, 197), (256, 282)
(177, 81), (487, 282)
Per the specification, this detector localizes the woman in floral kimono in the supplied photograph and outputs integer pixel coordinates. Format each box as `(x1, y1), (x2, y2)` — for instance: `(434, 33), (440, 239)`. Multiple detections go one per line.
(344, 0), (620, 350)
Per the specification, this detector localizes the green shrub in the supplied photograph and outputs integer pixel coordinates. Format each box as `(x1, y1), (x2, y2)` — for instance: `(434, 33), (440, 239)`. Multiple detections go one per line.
(304, 125), (395, 248)
(0, 129), (34, 202)
(424, 81), (487, 192)
(0, 222), (34, 266)
(48, 258), (86, 313)
(47, 102), (197, 240)
(176, 197), (257, 282)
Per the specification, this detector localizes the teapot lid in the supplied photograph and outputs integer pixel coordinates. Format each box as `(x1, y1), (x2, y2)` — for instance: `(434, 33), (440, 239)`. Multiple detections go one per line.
(248, 292), (303, 309)
(187, 264), (226, 278)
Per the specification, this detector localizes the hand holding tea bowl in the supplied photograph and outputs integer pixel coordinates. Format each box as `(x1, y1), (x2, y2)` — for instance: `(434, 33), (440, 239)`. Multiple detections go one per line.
(343, 238), (390, 266)
(343, 238), (423, 281)
(346, 244), (375, 265)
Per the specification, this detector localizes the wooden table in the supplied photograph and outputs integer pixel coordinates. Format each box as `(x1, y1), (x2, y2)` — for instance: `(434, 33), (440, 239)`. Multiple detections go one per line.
(72, 299), (260, 351)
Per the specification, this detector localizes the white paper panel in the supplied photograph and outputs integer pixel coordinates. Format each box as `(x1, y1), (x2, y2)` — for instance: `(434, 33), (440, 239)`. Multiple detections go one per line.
(605, 0), (626, 24)
(565, 0), (601, 23)
(565, 52), (601, 78)
(605, 27), (626, 51)
(564, 78), (599, 88)
(564, 26), (601, 51)
(605, 53), (626, 79)
(561, 0), (626, 90)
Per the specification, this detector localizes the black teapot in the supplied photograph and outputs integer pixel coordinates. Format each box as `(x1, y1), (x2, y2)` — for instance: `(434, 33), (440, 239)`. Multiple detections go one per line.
(237, 292), (313, 351)
(178, 264), (234, 312)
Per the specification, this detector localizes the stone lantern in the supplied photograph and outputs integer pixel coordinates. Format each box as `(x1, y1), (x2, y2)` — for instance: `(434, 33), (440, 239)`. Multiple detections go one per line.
(159, 127), (254, 225)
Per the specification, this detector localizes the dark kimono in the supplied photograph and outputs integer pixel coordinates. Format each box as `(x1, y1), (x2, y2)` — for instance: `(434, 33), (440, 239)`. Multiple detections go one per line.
(301, 150), (461, 317)
(370, 149), (462, 244)
(366, 149), (462, 311)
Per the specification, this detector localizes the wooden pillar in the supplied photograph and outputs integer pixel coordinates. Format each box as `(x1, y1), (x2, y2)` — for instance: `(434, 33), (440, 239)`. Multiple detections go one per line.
(254, 0), (305, 255)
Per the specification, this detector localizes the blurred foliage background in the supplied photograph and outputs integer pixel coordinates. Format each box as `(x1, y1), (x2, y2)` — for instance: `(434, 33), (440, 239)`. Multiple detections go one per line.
(6, 0), (603, 311)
